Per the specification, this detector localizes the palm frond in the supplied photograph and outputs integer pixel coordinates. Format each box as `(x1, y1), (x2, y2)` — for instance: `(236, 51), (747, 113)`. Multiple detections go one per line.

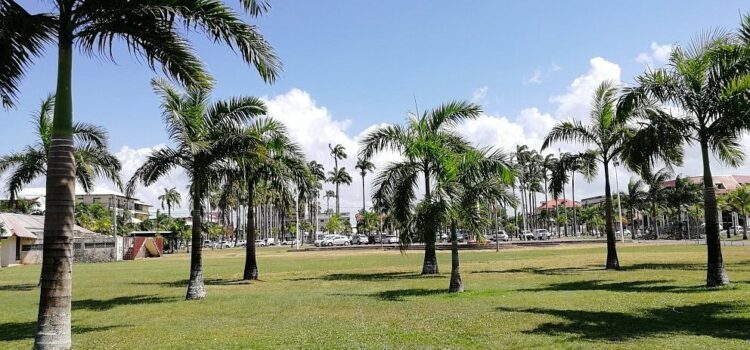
(126, 147), (184, 197)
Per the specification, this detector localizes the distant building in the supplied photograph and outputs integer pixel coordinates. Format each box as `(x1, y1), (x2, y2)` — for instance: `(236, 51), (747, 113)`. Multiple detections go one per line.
(661, 175), (750, 195)
(537, 199), (580, 211)
(7, 186), (152, 222)
(580, 195), (606, 207)
(317, 211), (352, 231)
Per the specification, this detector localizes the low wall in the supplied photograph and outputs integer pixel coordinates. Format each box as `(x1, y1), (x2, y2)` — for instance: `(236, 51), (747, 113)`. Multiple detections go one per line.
(19, 236), (120, 264)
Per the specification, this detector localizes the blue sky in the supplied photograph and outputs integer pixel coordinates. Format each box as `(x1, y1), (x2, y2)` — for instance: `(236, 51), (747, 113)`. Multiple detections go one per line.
(2, 1), (750, 209)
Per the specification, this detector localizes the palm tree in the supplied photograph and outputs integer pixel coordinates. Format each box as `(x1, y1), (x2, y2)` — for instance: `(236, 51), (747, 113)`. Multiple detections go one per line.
(726, 185), (750, 240)
(355, 158), (376, 213)
(624, 177), (647, 239)
(556, 152), (597, 237)
(0, 95), (122, 200)
(306, 160), (326, 240)
(2, 2), (279, 346)
(641, 168), (672, 239)
(361, 100), (481, 274)
(619, 25), (750, 286)
(328, 144), (348, 214)
(158, 187), (182, 219)
(665, 176), (702, 239)
(324, 190), (335, 213)
(540, 154), (558, 231)
(127, 78), (266, 300)
(543, 81), (674, 269)
(434, 148), (515, 292)
(234, 118), (306, 280)
(327, 167), (352, 214)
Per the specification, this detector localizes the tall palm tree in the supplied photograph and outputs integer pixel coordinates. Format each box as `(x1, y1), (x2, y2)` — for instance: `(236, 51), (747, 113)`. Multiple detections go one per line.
(158, 187), (182, 219)
(306, 160), (325, 240)
(540, 154), (558, 231)
(127, 78), (266, 299)
(726, 185), (750, 240)
(641, 168), (672, 239)
(665, 176), (703, 239)
(1, 2), (279, 347)
(328, 144), (348, 214)
(624, 177), (647, 239)
(324, 190), (335, 213)
(619, 25), (750, 286)
(361, 100), (481, 274)
(556, 152), (597, 237)
(355, 158), (375, 213)
(327, 167), (352, 214)
(234, 118), (306, 280)
(0, 95), (122, 200)
(544, 81), (675, 269)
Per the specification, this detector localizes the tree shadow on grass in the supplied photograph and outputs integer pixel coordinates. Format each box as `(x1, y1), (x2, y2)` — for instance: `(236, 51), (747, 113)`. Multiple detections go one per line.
(0, 283), (37, 292)
(332, 288), (447, 301)
(620, 263), (705, 271)
(73, 294), (178, 311)
(289, 272), (445, 282)
(497, 302), (750, 341)
(0, 321), (126, 342)
(518, 279), (710, 294)
(472, 266), (601, 276)
(130, 278), (252, 288)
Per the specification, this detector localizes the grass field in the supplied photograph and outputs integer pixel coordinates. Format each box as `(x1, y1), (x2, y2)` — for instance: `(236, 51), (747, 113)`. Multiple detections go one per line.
(1, 243), (750, 349)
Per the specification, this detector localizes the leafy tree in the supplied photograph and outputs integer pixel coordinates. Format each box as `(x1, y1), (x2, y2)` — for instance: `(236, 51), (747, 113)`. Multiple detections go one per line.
(324, 190), (335, 213)
(127, 78), (266, 299)
(665, 176), (702, 239)
(357, 210), (379, 234)
(355, 158), (376, 213)
(325, 214), (345, 234)
(623, 177), (647, 239)
(619, 21), (750, 286)
(640, 168), (672, 239)
(158, 187), (182, 219)
(0, 95), (121, 200)
(2, 1), (280, 346)
(361, 101), (481, 274)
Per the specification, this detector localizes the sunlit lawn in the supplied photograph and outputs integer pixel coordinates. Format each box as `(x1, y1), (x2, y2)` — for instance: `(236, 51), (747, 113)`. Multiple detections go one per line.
(1, 243), (750, 349)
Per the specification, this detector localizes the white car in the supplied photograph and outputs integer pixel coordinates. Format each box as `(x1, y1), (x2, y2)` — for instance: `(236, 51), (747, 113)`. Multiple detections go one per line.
(321, 234), (350, 246)
(255, 239), (266, 247)
(522, 231), (535, 240)
(384, 235), (400, 244)
(266, 237), (277, 246)
(315, 235), (333, 247)
(237, 240), (247, 247)
(534, 229), (551, 240)
(490, 231), (509, 241)
(217, 240), (233, 248)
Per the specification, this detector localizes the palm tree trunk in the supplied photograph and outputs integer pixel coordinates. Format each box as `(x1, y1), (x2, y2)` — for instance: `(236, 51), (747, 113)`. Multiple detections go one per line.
(35, 24), (75, 349)
(571, 171), (578, 236)
(361, 174), (366, 213)
(743, 209), (748, 240)
(422, 167), (438, 274)
(562, 186), (568, 237)
(701, 140), (729, 287)
(244, 182), (259, 280)
(335, 182), (340, 215)
(652, 202), (659, 239)
(186, 179), (206, 300)
(448, 221), (463, 293)
(603, 161), (620, 270)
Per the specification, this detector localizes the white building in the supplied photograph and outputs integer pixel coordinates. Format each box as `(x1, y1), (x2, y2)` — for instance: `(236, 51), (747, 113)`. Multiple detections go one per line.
(10, 186), (152, 222)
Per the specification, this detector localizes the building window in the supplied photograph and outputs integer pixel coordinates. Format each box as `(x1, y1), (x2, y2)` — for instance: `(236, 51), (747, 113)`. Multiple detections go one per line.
(717, 183), (726, 190)
(93, 197), (101, 204)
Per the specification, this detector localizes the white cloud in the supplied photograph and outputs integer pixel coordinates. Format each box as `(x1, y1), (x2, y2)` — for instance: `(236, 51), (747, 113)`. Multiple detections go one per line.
(550, 57), (621, 119)
(523, 68), (543, 85)
(550, 62), (562, 72)
(115, 144), (190, 210)
(471, 86), (489, 104)
(636, 42), (673, 67)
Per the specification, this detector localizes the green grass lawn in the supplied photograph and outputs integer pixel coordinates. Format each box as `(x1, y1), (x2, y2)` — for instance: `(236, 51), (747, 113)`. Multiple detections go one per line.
(2, 243), (750, 349)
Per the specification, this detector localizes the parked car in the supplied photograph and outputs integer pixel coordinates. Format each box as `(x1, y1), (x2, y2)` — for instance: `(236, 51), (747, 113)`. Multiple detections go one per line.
(255, 239), (266, 247)
(237, 240), (247, 247)
(384, 235), (400, 244)
(217, 240), (233, 248)
(351, 234), (369, 245)
(203, 240), (213, 248)
(321, 234), (350, 246)
(266, 237), (277, 246)
(315, 235), (332, 247)
(372, 234), (384, 244)
(281, 239), (298, 245)
(521, 231), (535, 240)
(490, 231), (509, 241)
(534, 229), (551, 240)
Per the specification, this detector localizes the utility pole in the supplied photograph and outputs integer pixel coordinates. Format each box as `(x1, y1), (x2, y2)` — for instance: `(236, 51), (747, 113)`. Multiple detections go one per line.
(614, 161), (624, 243)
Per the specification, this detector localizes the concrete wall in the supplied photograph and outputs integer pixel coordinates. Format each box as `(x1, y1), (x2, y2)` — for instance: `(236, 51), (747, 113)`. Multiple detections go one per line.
(1, 236), (15, 267)
(73, 237), (118, 263)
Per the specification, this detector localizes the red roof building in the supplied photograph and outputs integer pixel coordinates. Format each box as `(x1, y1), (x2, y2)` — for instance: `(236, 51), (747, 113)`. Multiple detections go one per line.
(661, 175), (750, 195)
(537, 198), (580, 210)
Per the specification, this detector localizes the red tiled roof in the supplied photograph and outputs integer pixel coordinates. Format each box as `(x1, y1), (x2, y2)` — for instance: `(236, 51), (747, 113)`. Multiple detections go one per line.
(538, 199), (580, 209)
(660, 175), (750, 195)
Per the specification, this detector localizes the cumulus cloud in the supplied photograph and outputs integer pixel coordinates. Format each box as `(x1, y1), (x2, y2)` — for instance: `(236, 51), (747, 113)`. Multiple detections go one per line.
(523, 68), (543, 85)
(471, 86), (489, 104)
(550, 57), (621, 119)
(636, 42), (673, 67)
(115, 144), (190, 209)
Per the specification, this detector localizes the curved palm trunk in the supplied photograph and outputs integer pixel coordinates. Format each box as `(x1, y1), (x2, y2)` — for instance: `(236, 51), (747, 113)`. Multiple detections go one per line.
(244, 182), (259, 280)
(422, 168), (438, 274)
(35, 26), (75, 350)
(701, 142), (729, 287)
(448, 221), (463, 293)
(186, 181), (206, 300)
(603, 162), (620, 270)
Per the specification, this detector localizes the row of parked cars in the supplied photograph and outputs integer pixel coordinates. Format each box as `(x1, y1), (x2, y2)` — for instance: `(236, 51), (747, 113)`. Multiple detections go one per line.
(314, 233), (400, 247)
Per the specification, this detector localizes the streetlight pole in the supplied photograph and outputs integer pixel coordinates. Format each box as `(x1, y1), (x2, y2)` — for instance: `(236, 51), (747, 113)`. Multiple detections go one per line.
(614, 161), (624, 243)
(295, 189), (300, 250)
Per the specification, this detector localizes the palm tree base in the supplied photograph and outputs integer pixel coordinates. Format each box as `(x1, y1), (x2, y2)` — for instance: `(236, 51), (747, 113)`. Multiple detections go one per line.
(185, 279), (207, 300)
(706, 264), (730, 287)
(449, 275), (464, 293)
(421, 245), (439, 275)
